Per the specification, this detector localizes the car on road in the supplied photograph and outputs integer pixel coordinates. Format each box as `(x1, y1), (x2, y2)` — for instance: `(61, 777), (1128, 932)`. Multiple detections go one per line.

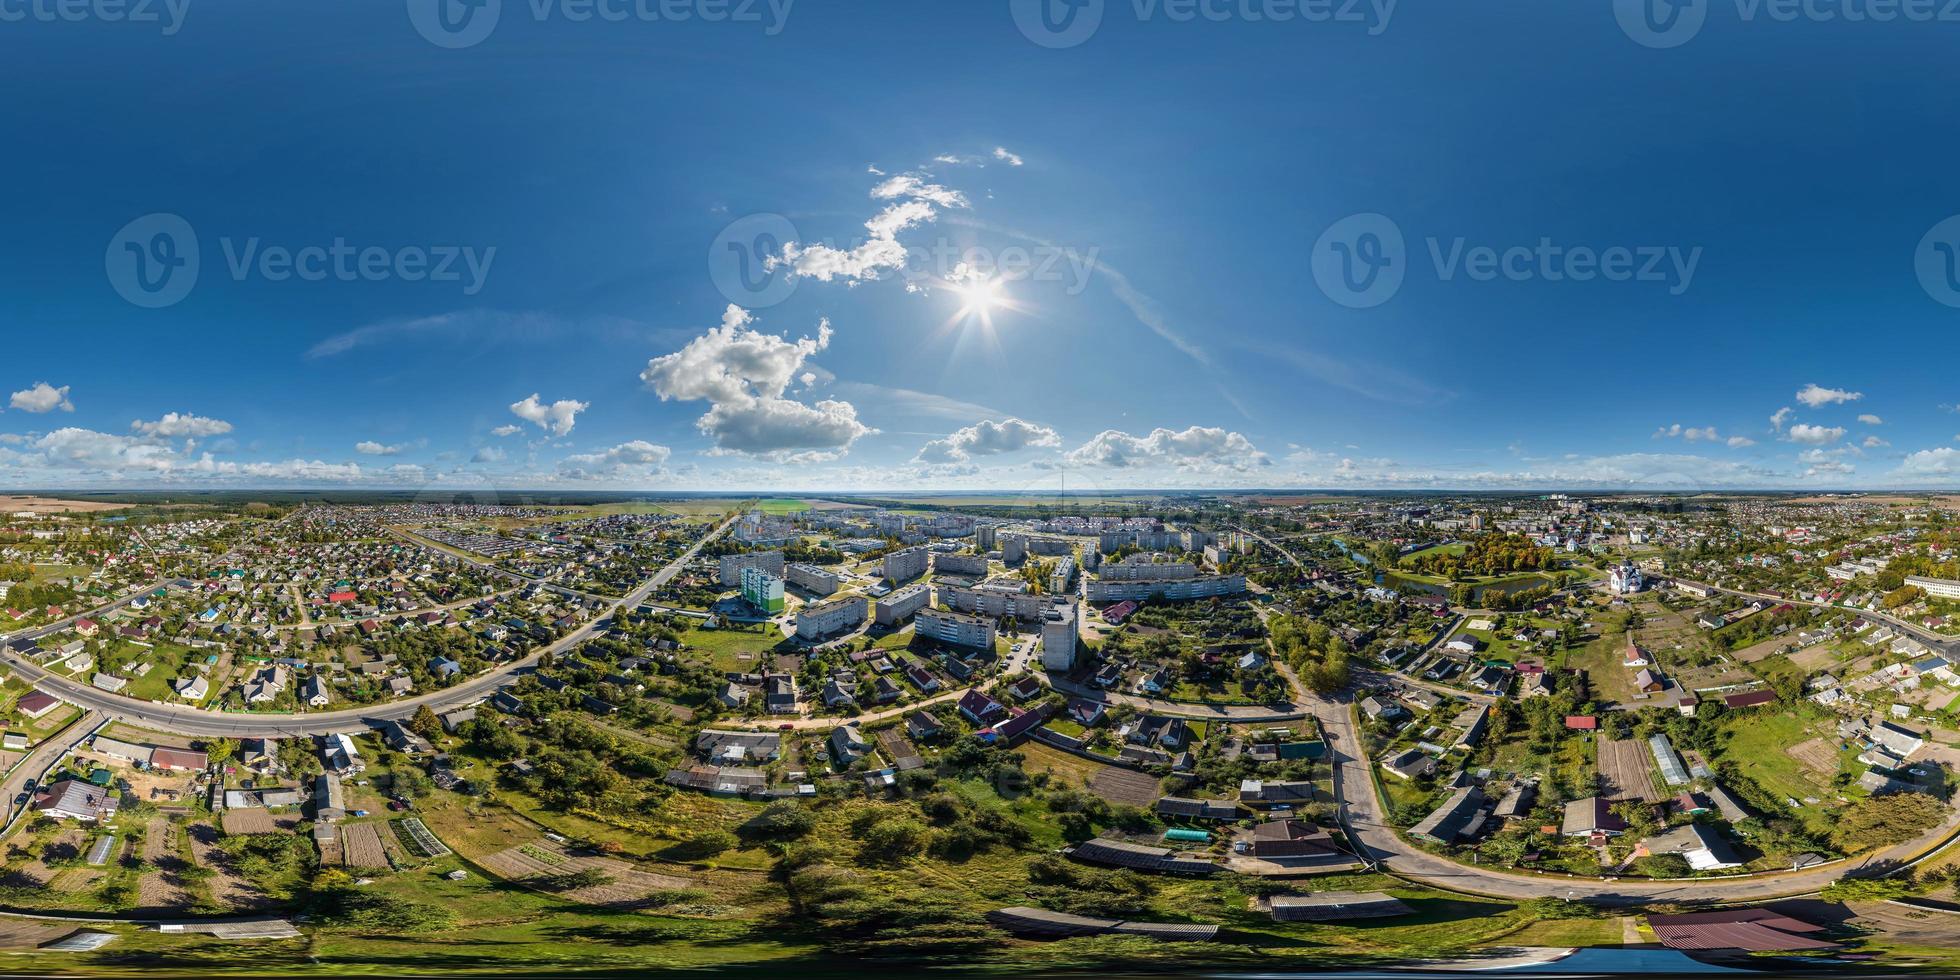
(12, 793), (27, 806)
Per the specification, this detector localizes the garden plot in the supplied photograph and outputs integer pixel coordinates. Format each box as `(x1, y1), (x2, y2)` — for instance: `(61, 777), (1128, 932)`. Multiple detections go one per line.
(479, 838), (693, 907)
(220, 807), (280, 835)
(1785, 738), (1841, 776)
(134, 817), (190, 912)
(186, 822), (270, 911)
(340, 822), (390, 869)
(1596, 738), (1662, 802)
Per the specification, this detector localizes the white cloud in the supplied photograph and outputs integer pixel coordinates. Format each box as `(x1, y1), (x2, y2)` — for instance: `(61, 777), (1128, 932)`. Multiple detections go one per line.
(9, 382), (73, 414)
(916, 418), (1060, 463)
(472, 446), (507, 463)
(355, 441), (403, 456)
(1654, 424), (1721, 442)
(1898, 447), (1960, 476)
(1065, 425), (1270, 472)
(1796, 384), (1863, 409)
(1770, 406), (1795, 432)
(1785, 424), (1845, 445)
(772, 171), (969, 285)
(1797, 449), (1855, 477)
(129, 413), (233, 439)
(1727, 436), (1757, 448)
(1858, 414), (1883, 426)
(640, 305), (872, 460)
(509, 393), (588, 437)
(556, 440), (673, 481)
(491, 424), (522, 437)
(993, 146), (1024, 166)
(1863, 435), (1889, 449)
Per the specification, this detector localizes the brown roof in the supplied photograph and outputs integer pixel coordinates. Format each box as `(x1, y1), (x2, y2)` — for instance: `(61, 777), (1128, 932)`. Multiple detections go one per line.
(1646, 909), (1839, 952)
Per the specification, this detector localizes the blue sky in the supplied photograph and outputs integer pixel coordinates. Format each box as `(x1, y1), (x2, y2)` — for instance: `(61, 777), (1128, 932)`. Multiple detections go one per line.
(4, 0), (1960, 491)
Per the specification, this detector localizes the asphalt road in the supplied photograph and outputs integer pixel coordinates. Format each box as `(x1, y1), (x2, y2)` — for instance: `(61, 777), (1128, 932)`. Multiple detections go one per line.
(1242, 522), (1960, 904)
(0, 514), (737, 739)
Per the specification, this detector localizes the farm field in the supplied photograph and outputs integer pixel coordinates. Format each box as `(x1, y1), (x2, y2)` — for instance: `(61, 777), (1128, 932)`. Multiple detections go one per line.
(1017, 740), (1161, 806)
(1596, 738), (1661, 802)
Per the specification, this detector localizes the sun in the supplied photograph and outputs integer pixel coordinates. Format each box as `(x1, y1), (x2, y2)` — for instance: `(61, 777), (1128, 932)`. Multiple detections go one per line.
(954, 277), (1005, 317)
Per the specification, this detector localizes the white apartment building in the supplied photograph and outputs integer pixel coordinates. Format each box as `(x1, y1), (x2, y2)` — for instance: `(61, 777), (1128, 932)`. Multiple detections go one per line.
(932, 552), (989, 577)
(883, 546), (931, 583)
(875, 582), (931, 625)
(1050, 556), (1076, 594)
(1085, 573), (1247, 603)
(785, 562), (843, 596)
(1002, 533), (1074, 566)
(939, 581), (1048, 621)
(718, 550), (785, 588)
(795, 595), (867, 641)
(916, 607), (996, 651)
(1039, 597), (1080, 672)
(1906, 575), (1960, 601)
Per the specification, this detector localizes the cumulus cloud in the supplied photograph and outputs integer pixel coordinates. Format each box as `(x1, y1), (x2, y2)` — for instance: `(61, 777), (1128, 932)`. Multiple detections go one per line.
(916, 417), (1060, 463)
(1796, 384), (1863, 409)
(509, 393), (588, 437)
(355, 441), (403, 456)
(993, 146), (1025, 166)
(639, 305), (872, 461)
(472, 446), (507, 463)
(130, 413), (233, 439)
(556, 440), (672, 481)
(1786, 423), (1846, 445)
(771, 171), (969, 285)
(1727, 436), (1757, 448)
(1898, 447), (1960, 476)
(9, 382), (73, 414)
(1770, 406), (1795, 432)
(1654, 424), (1720, 442)
(1798, 449), (1855, 477)
(1863, 435), (1889, 449)
(491, 424), (522, 437)
(1858, 414), (1884, 426)
(1065, 425), (1270, 471)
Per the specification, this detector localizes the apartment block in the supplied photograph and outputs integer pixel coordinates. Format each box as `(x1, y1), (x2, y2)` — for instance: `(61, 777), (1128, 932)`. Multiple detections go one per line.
(1039, 597), (1081, 672)
(875, 582), (931, 625)
(718, 550), (785, 588)
(883, 546), (931, 583)
(786, 562), (843, 596)
(796, 595), (868, 641)
(916, 607), (996, 651)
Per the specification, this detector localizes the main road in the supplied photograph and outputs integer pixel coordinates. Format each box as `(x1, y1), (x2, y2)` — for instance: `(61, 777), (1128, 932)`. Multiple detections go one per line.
(0, 513), (738, 739)
(1234, 520), (1960, 904)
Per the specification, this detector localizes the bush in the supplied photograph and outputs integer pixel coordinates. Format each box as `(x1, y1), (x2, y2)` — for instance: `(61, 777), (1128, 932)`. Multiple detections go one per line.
(667, 830), (737, 861)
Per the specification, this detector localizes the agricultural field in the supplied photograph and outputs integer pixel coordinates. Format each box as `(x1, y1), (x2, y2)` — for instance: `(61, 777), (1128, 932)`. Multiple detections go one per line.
(1595, 738), (1662, 802)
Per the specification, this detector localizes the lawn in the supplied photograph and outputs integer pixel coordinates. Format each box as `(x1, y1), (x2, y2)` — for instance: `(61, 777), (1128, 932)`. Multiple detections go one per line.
(680, 623), (789, 672)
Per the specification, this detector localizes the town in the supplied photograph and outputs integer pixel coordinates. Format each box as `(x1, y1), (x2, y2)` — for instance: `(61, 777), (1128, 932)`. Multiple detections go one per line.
(0, 490), (1953, 972)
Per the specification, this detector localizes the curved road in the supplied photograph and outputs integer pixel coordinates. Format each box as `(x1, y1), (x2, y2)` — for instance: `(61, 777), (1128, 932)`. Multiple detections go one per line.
(0, 514), (737, 739)
(1233, 523), (1960, 904)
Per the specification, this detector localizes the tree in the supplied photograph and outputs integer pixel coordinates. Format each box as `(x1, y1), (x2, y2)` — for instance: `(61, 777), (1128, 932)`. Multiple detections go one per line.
(411, 705), (444, 740)
(203, 738), (239, 765)
(1832, 794), (1946, 851)
(856, 817), (929, 865)
(667, 829), (736, 860)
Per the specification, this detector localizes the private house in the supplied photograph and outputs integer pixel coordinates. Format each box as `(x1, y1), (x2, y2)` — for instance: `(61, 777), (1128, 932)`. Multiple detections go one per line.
(1561, 797), (1627, 841)
(1155, 796), (1245, 822)
(173, 675), (209, 701)
(1360, 696), (1409, 722)
(1639, 822), (1744, 871)
(1380, 748), (1437, 781)
(33, 780), (117, 822)
(1408, 785), (1487, 845)
(697, 730), (782, 764)
(301, 675), (331, 707)
(958, 689), (1008, 726)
